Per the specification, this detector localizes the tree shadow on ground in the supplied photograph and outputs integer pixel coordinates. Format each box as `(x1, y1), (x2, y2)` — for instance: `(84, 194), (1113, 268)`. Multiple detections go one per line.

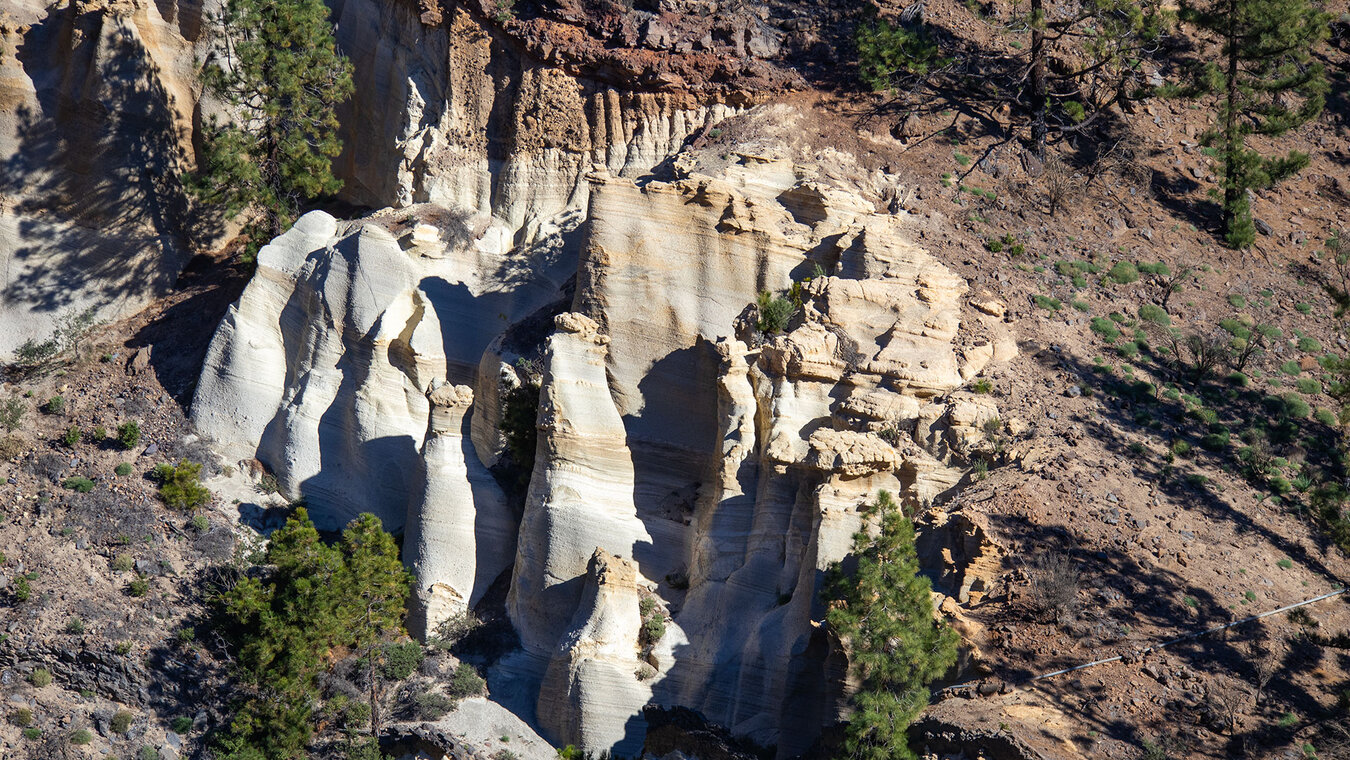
(1, 4), (225, 321)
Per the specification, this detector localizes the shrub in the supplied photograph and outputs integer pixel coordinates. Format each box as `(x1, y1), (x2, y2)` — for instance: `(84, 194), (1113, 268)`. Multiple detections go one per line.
(1090, 317), (1121, 342)
(1033, 295), (1062, 311)
(1281, 360), (1303, 376)
(414, 690), (456, 720)
(430, 610), (482, 650)
(1029, 553), (1079, 623)
(380, 640), (424, 681)
(112, 554), (135, 572)
(9, 707), (33, 727)
(62, 425), (82, 447)
(13, 338), (58, 368)
(190, 514), (209, 532)
(1316, 408), (1339, 425)
(66, 617), (85, 634)
(111, 710), (134, 734)
(71, 728), (93, 745)
(1296, 378), (1322, 394)
(23, 728), (41, 740)
(127, 577), (150, 597)
(1277, 558), (1294, 570)
(29, 668), (52, 687)
(14, 576), (30, 601)
(1229, 294), (1248, 308)
(1201, 430), (1231, 450)
(1281, 394), (1311, 419)
(1117, 341), (1141, 359)
(63, 476), (94, 493)
(642, 613), (668, 645)
(1171, 440), (1193, 457)
(755, 291), (797, 334)
(494, 751), (521, 760)
(43, 396), (65, 415)
(1139, 304), (1170, 325)
(1296, 302), (1313, 314)
(0, 397), (25, 432)
(153, 460), (210, 511)
(140, 747), (158, 760)
(971, 378), (992, 394)
(1107, 261), (1139, 284)
(448, 663), (487, 699)
(117, 421), (141, 449)
(1299, 337), (1322, 352)
(115, 462), (133, 477)
(856, 15), (952, 88)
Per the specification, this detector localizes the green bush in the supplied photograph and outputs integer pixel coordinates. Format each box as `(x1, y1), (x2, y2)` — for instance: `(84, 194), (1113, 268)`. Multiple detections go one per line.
(1296, 378), (1322, 394)
(756, 291), (797, 334)
(1229, 294), (1248, 308)
(115, 462), (133, 477)
(43, 396), (65, 415)
(1281, 360), (1303, 376)
(171, 716), (193, 734)
(71, 728), (93, 745)
(448, 663), (486, 699)
(1296, 302), (1312, 314)
(9, 708), (33, 727)
(111, 710), (134, 734)
(1299, 337), (1322, 352)
(63, 476), (94, 493)
(1201, 430), (1231, 450)
(1033, 295), (1062, 311)
(139, 747), (158, 760)
(1090, 317), (1120, 342)
(414, 690), (456, 720)
(1316, 408), (1339, 425)
(380, 640), (424, 681)
(66, 617), (85, 634)
(23, 728), (41, 740)
(117, 421), (141, 449)
(0, 397), (25, 432)
(29, 668), (52, 687)
(153, 460), (210, 511)
(1171, 440), (1192, 457)
(1137, 262), (1170, 276)
(1117, 341), (1141, 359)
(112, 554), (135, 572)
(127, 577), (150, 597)
(190, 514), (210, 532)
(1106, 261), (1139, 284)
(1138, 304), (1170, 325)
(63, 425), (82, 447)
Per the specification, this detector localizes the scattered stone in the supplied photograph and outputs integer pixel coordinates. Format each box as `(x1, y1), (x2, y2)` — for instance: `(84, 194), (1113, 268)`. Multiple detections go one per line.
(1255, 218), (1273, 236)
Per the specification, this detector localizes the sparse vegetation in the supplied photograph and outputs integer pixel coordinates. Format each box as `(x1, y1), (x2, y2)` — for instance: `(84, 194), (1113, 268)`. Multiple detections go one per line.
(117, 421), (141, 449)
(153, 460), (210, 511)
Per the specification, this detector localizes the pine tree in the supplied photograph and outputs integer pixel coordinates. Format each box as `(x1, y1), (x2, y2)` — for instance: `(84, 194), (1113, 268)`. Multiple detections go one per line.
(1023, 0), (1168, 154)
(217, 509), (409, 759)
(340, 514), (412, 738)
(823, 491), (959, 760)
(220, 508), (348, 758)
(193, 0), (353, 245)
(1170, 0), (1328, 248)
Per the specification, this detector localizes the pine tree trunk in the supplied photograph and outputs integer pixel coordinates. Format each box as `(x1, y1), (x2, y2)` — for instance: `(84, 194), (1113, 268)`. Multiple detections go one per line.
(368, 635), (381, 740)
(1030, 0), (1047, 156)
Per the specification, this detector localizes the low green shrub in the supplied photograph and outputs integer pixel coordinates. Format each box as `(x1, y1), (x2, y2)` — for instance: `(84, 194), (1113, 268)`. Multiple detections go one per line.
(117, 421), (140, 449)
(1281, 361), (1303, 376)
(449, 663), (486, 699)
(29, 668), (52, 687)
(62, 425), (81, 447)
(1296, 378), (1322, 394)
(415, 690), (456, 720)
(380, 640), (424, 681)
(71, 729), (93, 745)
(1090, 317), (1120, 342)
(115, 462), (133, 476)
(1106, 261), (1139, 284)
(153, 460), (210, 511)
(1138, 304), (1170, 325)
(111, 710), (134, 734)
(43, 396), (65, 415)
(63, 476), (94, 493)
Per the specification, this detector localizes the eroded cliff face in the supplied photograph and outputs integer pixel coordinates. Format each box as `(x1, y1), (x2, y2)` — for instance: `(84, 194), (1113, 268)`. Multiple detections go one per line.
(184, 1), (1018, 755)
(0, 0), (203, 354)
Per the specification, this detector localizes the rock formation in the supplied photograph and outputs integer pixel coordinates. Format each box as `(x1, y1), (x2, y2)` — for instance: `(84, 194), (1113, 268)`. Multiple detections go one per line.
(183, 1), (1019, 754)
